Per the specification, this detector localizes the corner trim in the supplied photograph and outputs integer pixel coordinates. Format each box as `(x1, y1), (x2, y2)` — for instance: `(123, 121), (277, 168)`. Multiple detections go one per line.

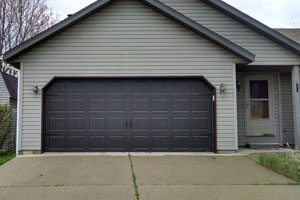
(291, 66), (300, 150)
(233, 63), (238, 150)
(16, 63), (23, 155)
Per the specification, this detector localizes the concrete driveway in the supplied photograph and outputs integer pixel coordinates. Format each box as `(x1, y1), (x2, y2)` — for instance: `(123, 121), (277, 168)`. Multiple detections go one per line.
(0, 154), (299, 200)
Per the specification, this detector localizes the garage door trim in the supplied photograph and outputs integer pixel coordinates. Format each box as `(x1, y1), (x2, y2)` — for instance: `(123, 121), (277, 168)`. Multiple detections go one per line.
(41, 76), (217, 153)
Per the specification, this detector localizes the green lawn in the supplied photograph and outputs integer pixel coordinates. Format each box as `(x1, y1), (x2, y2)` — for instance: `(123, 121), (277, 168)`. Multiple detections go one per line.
(0, 152), (16, 166)
(259, 153), (300, 182)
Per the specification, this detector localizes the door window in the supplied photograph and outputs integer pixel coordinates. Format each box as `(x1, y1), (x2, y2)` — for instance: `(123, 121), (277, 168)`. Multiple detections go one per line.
(249, 80), (269, 119)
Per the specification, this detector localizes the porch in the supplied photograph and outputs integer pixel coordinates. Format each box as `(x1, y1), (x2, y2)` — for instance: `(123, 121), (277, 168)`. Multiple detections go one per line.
(235, 65), (300, 149)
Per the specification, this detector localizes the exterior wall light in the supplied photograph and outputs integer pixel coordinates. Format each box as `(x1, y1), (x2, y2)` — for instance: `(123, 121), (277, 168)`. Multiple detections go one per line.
(236, 80), (241, 92)
(220, 83), (225, 93)
(33, 85), (39, 93)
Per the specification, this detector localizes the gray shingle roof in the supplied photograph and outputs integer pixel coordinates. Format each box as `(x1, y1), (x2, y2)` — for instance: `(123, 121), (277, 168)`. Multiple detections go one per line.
(1, 72), (18, 99)
(275, 29), (300, 44)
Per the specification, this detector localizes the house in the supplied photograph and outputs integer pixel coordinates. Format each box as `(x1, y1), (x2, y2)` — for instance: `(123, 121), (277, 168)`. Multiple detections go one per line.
(2, 0), (300, 154)
(276, 29), (300, 44)
(0, 70), (18, 152)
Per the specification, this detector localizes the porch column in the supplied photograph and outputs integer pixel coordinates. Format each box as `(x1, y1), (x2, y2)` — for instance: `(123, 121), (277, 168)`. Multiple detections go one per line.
(291, 66), (300, 150)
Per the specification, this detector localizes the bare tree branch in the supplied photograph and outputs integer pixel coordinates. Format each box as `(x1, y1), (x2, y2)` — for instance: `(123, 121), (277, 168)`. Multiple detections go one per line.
(0, 0), (59, 56)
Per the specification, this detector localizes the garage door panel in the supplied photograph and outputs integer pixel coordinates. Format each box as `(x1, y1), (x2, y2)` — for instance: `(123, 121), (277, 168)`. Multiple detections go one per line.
(68, 136), (85, 149)
(89, 118), (105, 131)
(132, 117), (150, 130)
(192, 118), (210, 131)
(68, 118), (85, 131)
(173, 80), (189, 94)
(89, 80), (105, 93)
(89, 136), (106, 149)
(108, 136), (126, 149)
(46, 135), (65, 150)
(192, 99), (210, 112)
(152, 136), (170, 149)
(48, 118), (65, 131)
(44, 78), (214, 152)
(151, 80), (168, 94)
(192, 136), (212, 151)
(151, 99), (168, 112)
(173, 99), (190, 113)
(89, 99), (106, 112)
(108, 118), (126, 131)
(48, 99), (66, 112)
(132, 80), (149, 94)
(68, 99), (85, 112)
(173, 136), (190, 149)
(152, 118), (169, 130)
(108, 99), (125, 112)
(108, 80), (125, 94)
(68, 80), (85, 94)
(132, 99), (149, 112)
(173, 118), (190, 131)
(132, 136), (150, 149)
(48, 80), (66, 94)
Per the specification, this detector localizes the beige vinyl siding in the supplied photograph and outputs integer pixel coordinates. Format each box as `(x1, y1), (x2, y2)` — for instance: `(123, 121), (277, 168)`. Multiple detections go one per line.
(0, 73), (10, 105)
(160, 0), (300, 66)
(15, 0), (243, 151)
(280, 74), (295, 145)
(237, 72), (280, 146)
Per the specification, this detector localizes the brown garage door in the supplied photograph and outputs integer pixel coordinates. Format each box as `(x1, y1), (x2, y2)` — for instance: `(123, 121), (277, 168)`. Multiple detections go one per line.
(43, 77), (215, 152)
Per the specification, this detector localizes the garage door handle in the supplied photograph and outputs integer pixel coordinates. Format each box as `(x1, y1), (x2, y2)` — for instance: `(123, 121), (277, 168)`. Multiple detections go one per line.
(125, 122), (128, 128)
(130, 122), (132, 128)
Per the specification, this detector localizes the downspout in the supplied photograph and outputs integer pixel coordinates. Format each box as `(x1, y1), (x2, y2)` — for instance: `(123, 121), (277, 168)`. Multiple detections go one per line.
(15, 65), (21, 156)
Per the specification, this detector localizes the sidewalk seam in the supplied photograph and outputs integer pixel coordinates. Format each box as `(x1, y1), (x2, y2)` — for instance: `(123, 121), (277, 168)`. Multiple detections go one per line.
(128, 153), (140, 200)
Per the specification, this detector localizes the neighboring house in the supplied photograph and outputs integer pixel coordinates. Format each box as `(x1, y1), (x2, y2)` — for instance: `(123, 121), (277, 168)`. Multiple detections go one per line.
(2, 0), (300, 154)
(0, 71), (18, 152)
(276, 29), (300, 44)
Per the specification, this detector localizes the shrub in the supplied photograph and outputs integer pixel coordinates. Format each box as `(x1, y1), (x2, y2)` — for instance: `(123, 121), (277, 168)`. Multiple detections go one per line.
(0, 104), (12, 150)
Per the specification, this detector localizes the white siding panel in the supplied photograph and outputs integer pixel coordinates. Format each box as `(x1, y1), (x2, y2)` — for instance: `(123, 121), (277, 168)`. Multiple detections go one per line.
(0, 73), (10, 105)
(160, 0), (300, 65)
(16, 0), (244, 151)
(237, 72), (280, 146)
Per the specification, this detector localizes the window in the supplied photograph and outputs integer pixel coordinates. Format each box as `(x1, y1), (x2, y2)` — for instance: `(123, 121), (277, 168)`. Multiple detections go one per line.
(249, 80), (269, 119)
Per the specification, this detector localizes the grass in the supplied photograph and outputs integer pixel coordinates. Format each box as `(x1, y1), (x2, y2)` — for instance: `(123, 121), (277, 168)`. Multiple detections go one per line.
(259, 153), (300, 182)
(128, 154), (140, 200)
(0, 152), (16, 166)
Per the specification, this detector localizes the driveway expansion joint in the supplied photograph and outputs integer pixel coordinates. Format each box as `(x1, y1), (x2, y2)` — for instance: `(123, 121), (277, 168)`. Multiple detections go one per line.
(128, 153), (140, 200)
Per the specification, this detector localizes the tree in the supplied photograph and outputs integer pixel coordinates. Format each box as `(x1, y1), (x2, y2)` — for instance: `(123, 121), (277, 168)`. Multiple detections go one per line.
(0, 0), (59, 56)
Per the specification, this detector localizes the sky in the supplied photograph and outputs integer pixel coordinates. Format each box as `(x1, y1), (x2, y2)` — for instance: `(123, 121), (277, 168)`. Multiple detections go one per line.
(47, 0), (300, 28)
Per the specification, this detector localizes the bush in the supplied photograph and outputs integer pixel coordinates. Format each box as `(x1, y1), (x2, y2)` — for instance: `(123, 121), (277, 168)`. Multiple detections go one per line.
(259, 153), (300, 182)
(0, 105), (12, 150)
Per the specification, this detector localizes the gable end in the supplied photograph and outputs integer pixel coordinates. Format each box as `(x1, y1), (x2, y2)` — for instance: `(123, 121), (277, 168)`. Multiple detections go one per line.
(3, 0), (254, 63)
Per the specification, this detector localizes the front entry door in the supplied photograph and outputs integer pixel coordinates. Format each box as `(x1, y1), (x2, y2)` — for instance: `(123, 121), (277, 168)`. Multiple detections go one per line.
(245, 74), (274, 136)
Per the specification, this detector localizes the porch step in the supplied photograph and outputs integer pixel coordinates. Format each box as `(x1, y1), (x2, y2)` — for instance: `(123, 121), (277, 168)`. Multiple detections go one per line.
(245, 143), (280, 149)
